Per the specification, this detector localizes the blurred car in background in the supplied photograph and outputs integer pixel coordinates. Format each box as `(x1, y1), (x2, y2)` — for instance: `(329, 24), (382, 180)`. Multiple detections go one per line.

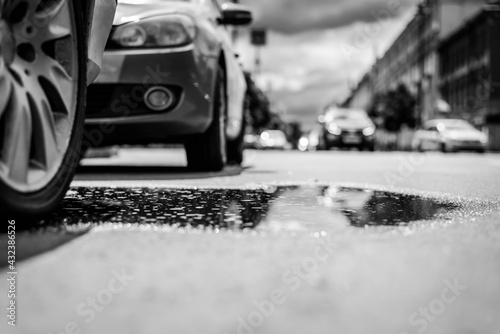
(412, 119), (488, 153)
(259, 130), (290, 150)
(298, 135), (309, 152)
(244, 133), (259, 149)
(298, 127), (325, 152)
(85, 0), (252, 171)
(1, 0), (116, 218)
(322, 108), (376, 151)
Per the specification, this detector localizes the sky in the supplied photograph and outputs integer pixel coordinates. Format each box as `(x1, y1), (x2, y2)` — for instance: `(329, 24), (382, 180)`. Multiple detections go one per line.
(235, 0), (421, 131)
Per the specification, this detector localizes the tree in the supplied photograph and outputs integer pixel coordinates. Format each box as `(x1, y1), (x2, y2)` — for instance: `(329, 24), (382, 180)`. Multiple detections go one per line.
(244, 72), (272, 131)
(369, 84), (417, 132)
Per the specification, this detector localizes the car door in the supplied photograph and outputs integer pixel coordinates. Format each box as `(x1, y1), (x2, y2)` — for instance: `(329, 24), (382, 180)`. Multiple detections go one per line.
(209, 0), (246, 140)
(421, 125), (441, 150)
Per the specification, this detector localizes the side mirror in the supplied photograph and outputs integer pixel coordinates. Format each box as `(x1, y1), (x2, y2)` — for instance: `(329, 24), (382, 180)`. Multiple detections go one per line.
(218, 3), (253, 26)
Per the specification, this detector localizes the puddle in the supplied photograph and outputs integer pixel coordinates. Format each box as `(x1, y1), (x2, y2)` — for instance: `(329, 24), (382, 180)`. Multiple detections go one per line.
(40, 186), (458, 230)
(321, 187), (457, 227)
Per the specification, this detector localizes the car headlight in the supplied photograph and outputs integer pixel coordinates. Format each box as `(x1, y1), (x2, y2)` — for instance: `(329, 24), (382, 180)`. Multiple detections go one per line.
(112, 14), (197, 48)
(480, 136), (488, 144)
(363, 126), (376, 136)
(327, 123), (342, 135)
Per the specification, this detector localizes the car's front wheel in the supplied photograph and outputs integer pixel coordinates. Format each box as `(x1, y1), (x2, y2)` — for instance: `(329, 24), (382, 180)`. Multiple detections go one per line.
(0, 0), (86, 219)
(186, 67), (227, 171)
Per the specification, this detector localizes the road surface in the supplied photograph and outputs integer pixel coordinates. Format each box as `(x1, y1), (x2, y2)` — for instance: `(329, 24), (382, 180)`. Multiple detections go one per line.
(2, 149), (500, 334)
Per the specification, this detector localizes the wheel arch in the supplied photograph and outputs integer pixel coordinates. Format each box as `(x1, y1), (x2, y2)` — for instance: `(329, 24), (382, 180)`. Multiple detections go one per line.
(84, 0), (117, 84)
(211, 50), (227, 122)
(217, 50), (228, 95)
(215, 50), (246, 141)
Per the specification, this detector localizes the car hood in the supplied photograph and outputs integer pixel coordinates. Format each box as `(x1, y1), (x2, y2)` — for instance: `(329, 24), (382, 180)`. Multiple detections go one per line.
(330, 119), (373, 131)
(113, 1), (200, 25)
(442, 130), (486, 141)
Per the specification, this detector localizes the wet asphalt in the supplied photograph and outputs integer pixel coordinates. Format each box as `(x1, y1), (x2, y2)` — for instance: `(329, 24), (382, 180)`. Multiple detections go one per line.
(2, 149), (500, 334)
(44, 186), (456, 229)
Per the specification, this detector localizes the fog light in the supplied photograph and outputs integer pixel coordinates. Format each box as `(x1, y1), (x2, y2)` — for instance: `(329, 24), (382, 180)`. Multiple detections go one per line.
(144, 87), (174, 111)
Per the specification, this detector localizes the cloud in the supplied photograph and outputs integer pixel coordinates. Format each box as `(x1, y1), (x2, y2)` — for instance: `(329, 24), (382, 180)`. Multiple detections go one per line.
(241, 0), (417, 33)
(236, 11), (413, 130)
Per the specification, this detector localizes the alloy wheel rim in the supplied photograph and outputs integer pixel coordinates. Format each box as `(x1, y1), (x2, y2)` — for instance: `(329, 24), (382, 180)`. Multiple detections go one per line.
(0, 0), (77, 193)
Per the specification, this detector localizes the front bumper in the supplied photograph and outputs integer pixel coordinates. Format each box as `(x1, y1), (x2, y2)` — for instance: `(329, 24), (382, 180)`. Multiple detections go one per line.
(84, 47), (217, 146)
(446, 140), (487, 151)
(325, 131), (374, 147)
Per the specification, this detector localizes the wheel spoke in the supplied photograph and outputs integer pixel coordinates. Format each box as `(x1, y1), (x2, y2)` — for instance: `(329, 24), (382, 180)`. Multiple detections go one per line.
(10, 59), (64, 168)
(4, 0), (40, 23)
(26, 75), (60, 168)
(0, 61), (13, 119)
(35, 0), (71, 43)
(36, 54), (74, 113)
(2, 85), (32, 183)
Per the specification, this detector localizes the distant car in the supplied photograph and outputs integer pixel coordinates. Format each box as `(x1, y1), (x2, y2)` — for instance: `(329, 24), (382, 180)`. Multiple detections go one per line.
(85, 0), (252, 171)
(298, 127), (325, 152)
(322, 108), (376, 151)
(298, 135), (309, 152)
(308, 126), (326, 151)
(412, 119), (488, 153)
(0, 0), (116, 218)
(259, 130), (289, 150)
(244, 133), (259, 149)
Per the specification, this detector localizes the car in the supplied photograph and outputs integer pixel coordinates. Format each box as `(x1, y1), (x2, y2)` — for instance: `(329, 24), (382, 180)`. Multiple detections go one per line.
(322, 107), (376, 151)
(84, 0), (253, 171)
(0, 0), (116, 218)
(298, 135), (309, 152)
(412, 119), (488, 153)
(244, 133), (259, 150)
(308, 126), (327, 151)
(259, 130), (289, 150)
(298, 127), (325, 152)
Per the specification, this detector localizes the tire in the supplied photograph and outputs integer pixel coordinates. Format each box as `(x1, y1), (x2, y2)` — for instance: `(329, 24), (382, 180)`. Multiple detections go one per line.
(323, 136), (331, 151)
(227, 94), (248, 165)
(0, 0), (86, 221)
(186, 67), (227, 171)
(441, 143), (448, 153)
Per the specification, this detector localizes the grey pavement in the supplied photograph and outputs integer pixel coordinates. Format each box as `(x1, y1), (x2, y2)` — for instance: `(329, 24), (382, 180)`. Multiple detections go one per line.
(2, 149), (500, 334)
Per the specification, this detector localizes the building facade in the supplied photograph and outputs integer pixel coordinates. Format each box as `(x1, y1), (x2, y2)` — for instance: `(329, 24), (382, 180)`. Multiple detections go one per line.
(439, 4), (500, 149)
(343, 73), (373, 110)
(345, 0), (485, 124)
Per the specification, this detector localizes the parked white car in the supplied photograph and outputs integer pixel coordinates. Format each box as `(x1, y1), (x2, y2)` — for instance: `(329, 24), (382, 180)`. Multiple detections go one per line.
(259, 130), (289, 150)
(412, 119), (488, 153)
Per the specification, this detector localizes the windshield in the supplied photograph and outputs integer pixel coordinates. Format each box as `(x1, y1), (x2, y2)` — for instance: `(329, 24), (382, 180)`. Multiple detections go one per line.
(332, 109), (369, 121)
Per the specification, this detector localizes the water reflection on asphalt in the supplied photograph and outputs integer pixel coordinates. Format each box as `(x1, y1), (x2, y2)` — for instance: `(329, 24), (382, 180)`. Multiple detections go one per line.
(41, 186), (458, 230)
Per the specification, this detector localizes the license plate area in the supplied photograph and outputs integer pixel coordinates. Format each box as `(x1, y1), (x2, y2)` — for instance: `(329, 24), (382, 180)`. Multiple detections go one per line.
(343, 133), (362, 144)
